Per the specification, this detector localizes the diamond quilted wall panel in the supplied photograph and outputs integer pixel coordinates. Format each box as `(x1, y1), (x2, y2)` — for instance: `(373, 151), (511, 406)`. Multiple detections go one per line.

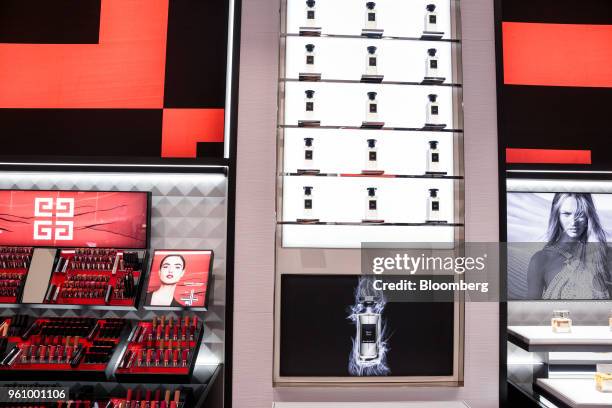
(0, 171), (228, 365)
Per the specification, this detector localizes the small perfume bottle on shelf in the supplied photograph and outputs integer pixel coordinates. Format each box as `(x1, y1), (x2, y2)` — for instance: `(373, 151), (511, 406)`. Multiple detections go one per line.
(297, 137), (321, 174)
(551, 310), (572, 333)
(366, 92), (378, 122)
(299, 90), (320, 127)
(356, 296), (381, 361)
(300, 44), (321, 81)
(424, 48), (446, 84)
(298, 186), (318, 223)
(304, 137), (314, 164)
(305, 0), (317, 27)
(361, 1), (383, 37)
(305, 90), (315, 117)
(362, 92), (384, 128)
(365, 2), (377, 30)
(426, 188), (442, 222)
(305, 44), (316, 72)
(365, 138), (378, 171)
(609, 310), (612, 331)
(425, 94), (445, 129)
(596, 364), (612, 393)
(363, 187), (383, 222)
(426, 140), (445, 174)
(300, 0), (321, 35)
(424, 4), (438, 33)
(366, 46), (378, 76)
(426, 93), (439, 125)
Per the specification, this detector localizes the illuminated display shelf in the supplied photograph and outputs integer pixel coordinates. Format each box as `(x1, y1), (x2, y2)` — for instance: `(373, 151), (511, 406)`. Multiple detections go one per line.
(281, 172), (463, 179)
(279, 221), (464, 226)
(277, 0), (464, 249)
(282, 78), (461, 87)
(282, 32), (461, 43)
(281, 124), (462, 132)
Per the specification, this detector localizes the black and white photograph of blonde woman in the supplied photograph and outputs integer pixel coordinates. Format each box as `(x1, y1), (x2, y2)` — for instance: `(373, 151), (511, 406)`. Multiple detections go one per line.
(507, 192), (612, 300)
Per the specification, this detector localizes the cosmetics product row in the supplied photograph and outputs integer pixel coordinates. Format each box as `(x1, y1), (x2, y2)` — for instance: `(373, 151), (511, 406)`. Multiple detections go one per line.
(298, 186), (446, 223)
(301, 43), (446, 84)
(0, 247), (145, 307)
(300, 1), (446, 39)
(297, 138), (447, 175)
(550, 310), (612, 333)
(298, 89), (447, 129)
(549, 310), (612, 393)
(0, 315), (202, 381)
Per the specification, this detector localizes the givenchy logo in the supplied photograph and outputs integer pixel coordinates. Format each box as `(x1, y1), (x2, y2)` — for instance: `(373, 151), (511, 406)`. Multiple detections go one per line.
(33, 198), (75, 241)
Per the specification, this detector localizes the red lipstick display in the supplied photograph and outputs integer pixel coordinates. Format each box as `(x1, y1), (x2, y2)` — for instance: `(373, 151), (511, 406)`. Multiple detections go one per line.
(115, 315), (203, 382)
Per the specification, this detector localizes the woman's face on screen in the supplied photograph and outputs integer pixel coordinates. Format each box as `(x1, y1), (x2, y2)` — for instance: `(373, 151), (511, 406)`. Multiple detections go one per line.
(559, 197), (587, 239)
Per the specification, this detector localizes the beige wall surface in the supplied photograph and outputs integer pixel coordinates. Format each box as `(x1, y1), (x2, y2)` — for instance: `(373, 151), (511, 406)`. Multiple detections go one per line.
(233, 0), (500, 406)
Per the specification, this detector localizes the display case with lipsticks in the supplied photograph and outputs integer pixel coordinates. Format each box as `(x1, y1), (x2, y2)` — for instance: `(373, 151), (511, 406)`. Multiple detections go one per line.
(115, 315), (204, 383)
(41, 248), (147, 309)
(0, 247), (32, 304)
(0, 316), (130, 381)
(107, 387), (189, 408)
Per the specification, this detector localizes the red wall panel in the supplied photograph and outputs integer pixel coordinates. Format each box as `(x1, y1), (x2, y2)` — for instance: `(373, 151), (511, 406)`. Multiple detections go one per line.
(503, 22), (612, 88)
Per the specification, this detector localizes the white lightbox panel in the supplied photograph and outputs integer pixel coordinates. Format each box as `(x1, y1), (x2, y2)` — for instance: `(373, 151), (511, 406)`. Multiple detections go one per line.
(283, 128), (455, 176)
(282, 176), (454, 223)
(286, 36), (454, 83)
(286, 0), (453, 40)
(284, 81), (455, 128)
(281, 224), (457, 248)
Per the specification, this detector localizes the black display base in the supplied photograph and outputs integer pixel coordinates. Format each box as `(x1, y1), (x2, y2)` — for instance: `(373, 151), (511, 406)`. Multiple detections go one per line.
(298, 120), (321, 128)
(423, 123), (447, 130)
(362, 219), (385, 224)
(425, 171), (448, 176)
(421, 31), (444, 40)
(297, 169), (321, 175)
(299, 27), (322, 36)
(296, 218), (320, 224)
(426, 220), (448, 225)
(361, 121), (384, 129)
(422, 77), (446, 85)
(361, 170), (385, 175)
(361, 74), (384, 83)
(299, 72), (322, 81)
(361, 28), (384, 38)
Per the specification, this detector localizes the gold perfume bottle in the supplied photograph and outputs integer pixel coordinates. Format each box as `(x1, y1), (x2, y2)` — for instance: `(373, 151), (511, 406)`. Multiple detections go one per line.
(551, 310), (572, 333)
(595, 364), (612, 392)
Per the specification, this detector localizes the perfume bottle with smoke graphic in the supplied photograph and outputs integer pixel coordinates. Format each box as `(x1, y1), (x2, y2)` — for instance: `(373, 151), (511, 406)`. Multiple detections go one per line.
(356, 296), (381, 361)
(348, 277), (390, 376)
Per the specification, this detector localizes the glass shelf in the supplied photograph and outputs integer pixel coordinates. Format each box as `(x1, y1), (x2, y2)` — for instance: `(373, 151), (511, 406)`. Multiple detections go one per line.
(282, 77), (462, 87)
(282, 32), (461, 43)
(281, 172), (462, 179)
(280, 124), (462, 133)
(279, 221), (464, 227)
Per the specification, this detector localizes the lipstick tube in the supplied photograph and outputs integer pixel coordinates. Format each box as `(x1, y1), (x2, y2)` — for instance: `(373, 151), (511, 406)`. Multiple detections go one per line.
(157, 349), (163, 367)
(173, 349), (179, 367)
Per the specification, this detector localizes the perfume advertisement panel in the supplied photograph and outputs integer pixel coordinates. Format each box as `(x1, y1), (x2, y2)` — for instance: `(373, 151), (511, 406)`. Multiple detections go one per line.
(145, 250), (212, 308)
(280, 275), (454, 377)
(0, 190), (148, 248)
(507, 181), (612, 300)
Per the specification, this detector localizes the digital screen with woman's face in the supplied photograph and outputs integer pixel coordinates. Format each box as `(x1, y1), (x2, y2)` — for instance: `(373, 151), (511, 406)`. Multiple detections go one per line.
(146, 250), (213, 308)
(507, 182), (612, 300)
(159, 255), (186, 285)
